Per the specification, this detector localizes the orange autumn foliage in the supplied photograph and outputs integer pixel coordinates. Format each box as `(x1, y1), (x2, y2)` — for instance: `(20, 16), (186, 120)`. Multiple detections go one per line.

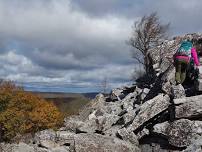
(0, 81), (64, 140)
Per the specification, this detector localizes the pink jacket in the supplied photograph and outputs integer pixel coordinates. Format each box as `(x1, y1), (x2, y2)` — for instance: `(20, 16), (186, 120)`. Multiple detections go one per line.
(175, 48), (200, 66)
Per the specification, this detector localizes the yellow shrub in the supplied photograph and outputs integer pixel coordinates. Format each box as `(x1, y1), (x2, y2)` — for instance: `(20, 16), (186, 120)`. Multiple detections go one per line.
(0, 81), (64, 140)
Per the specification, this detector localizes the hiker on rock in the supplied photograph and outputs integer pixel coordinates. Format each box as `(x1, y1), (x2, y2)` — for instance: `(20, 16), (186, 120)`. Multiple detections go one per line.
(174, 40), (200, 84)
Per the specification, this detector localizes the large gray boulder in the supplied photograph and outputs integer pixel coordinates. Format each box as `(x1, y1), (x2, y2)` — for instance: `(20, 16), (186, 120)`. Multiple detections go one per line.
(97, 114), (120, 131)
(110, 88), (125, 101)
(34, 129), (58, 149)
(122, 109), (136, 125)
(127, 94), (170, 132)
(174, 95), (202, 119)
(171, 84), (186, 99)
(77, 118), (99, 133)
(74, 133), (140, 152)
(140, 88), (150, 101)
(104, 125), (122, 137)
(121, 92), (137, 111)
(55, 131), (75, 150)
(51, 147), (70, 152)
(149, 39), (179, 74)
(160, 66), (175, 95)
(0, 142), (35, 152)
(88, 102), (122, 118)
(117, 128), (139, 145)
(34, 130), (75, 150)
(78, 114), (120, 133)
(183, 137), (202, 152)
(104, 102), (123, 115)
(153, 119), (202, 147)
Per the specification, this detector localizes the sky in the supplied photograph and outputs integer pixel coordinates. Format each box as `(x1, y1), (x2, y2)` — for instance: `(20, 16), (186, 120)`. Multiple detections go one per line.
(0, 0), (202, 93)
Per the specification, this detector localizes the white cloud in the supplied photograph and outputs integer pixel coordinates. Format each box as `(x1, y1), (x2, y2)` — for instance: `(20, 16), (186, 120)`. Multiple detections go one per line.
(0, 50), (135, 91)
(0, 0), (134, 66)
(0, 0), (132, 46)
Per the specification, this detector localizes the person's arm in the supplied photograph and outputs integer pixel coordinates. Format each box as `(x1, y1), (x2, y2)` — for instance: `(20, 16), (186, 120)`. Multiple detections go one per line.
(191, 48), (200, 66)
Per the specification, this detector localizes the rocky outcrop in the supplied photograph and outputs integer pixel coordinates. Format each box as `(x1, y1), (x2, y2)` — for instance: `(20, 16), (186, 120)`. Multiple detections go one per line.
(153, 119), (202, 147)
(74, 133), (140, 152)
(2, 33), (202, 151)
(174, 95), (202, 119)
(127, 94), (170, 132)
(183, 137), (202, 152)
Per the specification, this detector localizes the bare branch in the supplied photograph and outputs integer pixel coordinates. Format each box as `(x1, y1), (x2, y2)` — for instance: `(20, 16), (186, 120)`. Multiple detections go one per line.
(128, 12), (170, 76)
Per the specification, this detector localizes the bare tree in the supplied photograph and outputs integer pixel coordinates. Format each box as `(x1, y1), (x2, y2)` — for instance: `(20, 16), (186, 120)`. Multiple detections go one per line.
(128, 12), (170, 76)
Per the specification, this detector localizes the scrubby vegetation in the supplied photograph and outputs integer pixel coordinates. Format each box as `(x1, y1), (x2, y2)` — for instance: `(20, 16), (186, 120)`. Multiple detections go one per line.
(0, 81), (64, 141)
(47, 96), (90, 117)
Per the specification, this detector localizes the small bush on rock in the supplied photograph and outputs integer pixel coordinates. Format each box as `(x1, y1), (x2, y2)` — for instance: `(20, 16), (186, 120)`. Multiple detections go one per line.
(0, 81), (64, 141)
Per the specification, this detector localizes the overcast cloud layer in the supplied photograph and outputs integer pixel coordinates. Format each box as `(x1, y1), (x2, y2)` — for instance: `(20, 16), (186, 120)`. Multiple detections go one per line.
(0, 0), (202, 92)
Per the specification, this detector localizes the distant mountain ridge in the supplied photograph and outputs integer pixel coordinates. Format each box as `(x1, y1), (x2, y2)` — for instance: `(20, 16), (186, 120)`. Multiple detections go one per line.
(29, 91), (99, 99)
(82, 92), (99, 99)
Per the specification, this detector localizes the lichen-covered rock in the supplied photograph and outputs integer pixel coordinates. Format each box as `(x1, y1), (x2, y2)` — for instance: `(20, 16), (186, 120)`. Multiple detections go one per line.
(78, 114), (120, 133)
(50, 146), (70, 152)
(74, 133), (140, 152)
(122, 109), (136, 125)
(104, 125), (122, 137)
(77, 118), (99, 133)
(149, 39), (178, 73)
(34, 129), (57, 148)
(121, 92), (137, 111)
(127, 94), (170, 132)
(104, 102), (123, 115)
(98, 114), (120, 131)
(33, 130), (74, 150)
(153, 119), (202, 147)
(34, 129), (56, 141)
(117, 128), (139, 145)
(162, 81), (172, 95)
(55, 131), (75, 150)
(110, 88), (125, 101)
(171, 84), (186, 99)
(183, 137), (202, 152)
(0, 142), (35, 152)
(140, 88), (150, 101)
(160, 65), (176, 84)
(174, 95), (202, 119)
(89, 102), (122, 118)
(39, 140), (59, 149)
